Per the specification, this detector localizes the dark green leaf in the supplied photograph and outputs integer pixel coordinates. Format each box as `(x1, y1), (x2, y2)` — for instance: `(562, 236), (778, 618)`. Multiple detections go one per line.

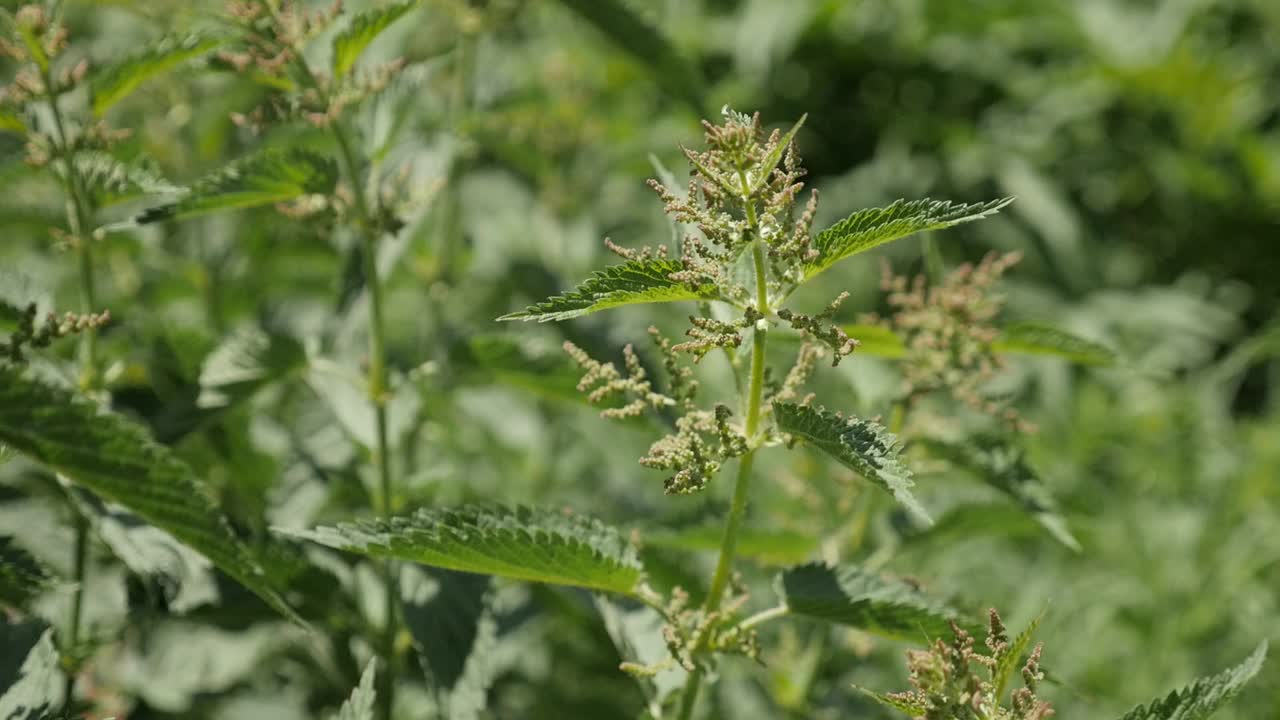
(777, 563), (973, 640)
(0, 365), (298, 622)
(198, 327), (307, 410)
(552, 0), (705, 112)
(91, 34), (224, 116)
(332, 2), (418, 79)
(283, 505), (645, 596)
(805, 197), (1014, 280)
(993, 322), (1117, 366)
(497, 258), (720, 322)
(0, 621), (59, 720)
(0, 537), (54, 611)
(402, 567), (494, 717)
(133, 148), (337, 225)
(334, 659), (377, 720)
(921, 436), (1080, 551)
(1114, 641), (1267, 720)
(773, 402), (930, 523)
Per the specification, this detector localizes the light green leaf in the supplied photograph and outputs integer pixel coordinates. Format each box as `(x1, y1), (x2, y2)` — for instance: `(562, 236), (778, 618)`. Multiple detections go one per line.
(283, 505), (645, 596)
(74, 151), (183, 209)
(0, 364), (298, 622)
(334, 659), (378, 720)
(993, 322), (1117, 366)
(644, 525), (817, 566)
(750, 115), (806, 195)
(0, 622), (60, 720)
(91, 34), (224, 116)
(1114, 641), (1267, 720)
(805, 197), (1015, 280)
(777, 563), (973, 640)
(552, 0), (705, 112)
(497, 259), (720, 322)
(840, 324), (906, 358)
(921, 436), (1080, 551)
(198, 327), (307, 410)
(133, 148), (337, 225)
(857, 687), (929, 715)
(332, 1), (418, 79)
(0, 536), (55, 611)
(0, 108), (26, 135)
(992, 610), (1046, 699)
(773, 402), (930, 524)
(464, 335), (587, 405)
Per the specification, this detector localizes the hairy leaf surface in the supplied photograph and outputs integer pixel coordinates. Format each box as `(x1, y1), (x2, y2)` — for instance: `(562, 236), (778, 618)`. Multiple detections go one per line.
(921, 436), (1080, 551)
(285, 505), (645, 595)
(0, 365), (297, 621)
(1114, 642), (1267, 720)
(805, 197), (1014, 279)
(498, 259), (719, 322)
(332, 1), (418, 79)
(91, 34), (223, 115)
(134, 148), (337, 224)
(773, 402), (930, 523)
(777, 563), (972, 640)
(993, 322), (1117, 365)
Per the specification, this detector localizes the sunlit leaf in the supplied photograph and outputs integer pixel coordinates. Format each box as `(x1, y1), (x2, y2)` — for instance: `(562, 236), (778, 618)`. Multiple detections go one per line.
(332, 1), (418, 79)
(497, 258), (720, 322)
(841, 324), (906, 358)
(1114, 641), (1267, 720)
(91, 33), (224, 115)
(334, 659), (377, 720)
(773, 402), (930, 523)
(74, 151), (183, 209)
(993, 322), (1117, 366)
(284, 505), (645, 596)
(805, 197), (1014, 280)
(402, 568), (495, 718)
(777, 563), (973, 640)
(0, 621), (60, 720)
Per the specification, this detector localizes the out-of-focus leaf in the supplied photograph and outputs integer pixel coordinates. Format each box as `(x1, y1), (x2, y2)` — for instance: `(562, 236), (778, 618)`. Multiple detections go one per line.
(0, 537), (54, 611)
(859, 687), (929, 715)
(643, 524), (817, 566)
(805, 198), (1014, 280)
(552, 0), (705, 112)
(332, 1), (418, 79)
(305, 357), (420, 451)
(498, 258), (720, 322)
(334, 659), (377, 720)
(0, 621), (60, 720)
(1113, 642), (1267, 720)
(921, 436), (1081, 551)
(283, 505), (645, 596)
(198, 327), (306, 410)
(463, 335), (585, 405)
(75, 151), (183, 209)
(90, 33), (224, 115)
(993, 322), (1117, 366)
(132, 148), (337, 225)
(776, 563), (973, 640)
(595, 596), (687, 712)
(0, 365), (299, 622)
(841, 324), (906, 358)
(773, 402), (930, 523)
(402, 567), (495, 718)
(0, 109), (25, 135)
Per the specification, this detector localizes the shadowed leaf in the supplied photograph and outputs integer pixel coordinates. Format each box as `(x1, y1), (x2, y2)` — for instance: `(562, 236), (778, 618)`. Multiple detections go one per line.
(777, 563), (973, 640)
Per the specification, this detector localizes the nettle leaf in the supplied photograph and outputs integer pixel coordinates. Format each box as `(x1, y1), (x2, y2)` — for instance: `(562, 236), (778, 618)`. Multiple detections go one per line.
(921, 436), (1080, 551)
(0, 536), (55, 611)
(464, 335), (587, 406)
(1114, 641), (1267, 720)
(993, 611), (1044, 699)
(841, 324), (906, 358)
(0, 621), (60, 720)
(498, 258), (719, 322)
(0, 365), (297, 622)
(773, 402), (930, 524)
(91, 34), (224, 116)
(334, 659), (377, 720)
(859, 687), (929, 715)
(74, 151), (183, 209)
(777, 563), (972, 641)
(332, 1), (419, 79)
(198, 327), (307, 410)
(402, 567), (495, 718)
(993, 322), (1117, 366)
(133, 147), (337, 225)
(643, 524), (817, 566)
(804, 197), (1014, 280)
(552, 0), (705, 112)
(283, 505), (645, 596)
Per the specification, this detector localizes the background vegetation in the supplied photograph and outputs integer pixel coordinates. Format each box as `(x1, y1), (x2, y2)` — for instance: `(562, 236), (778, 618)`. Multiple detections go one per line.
(1, 1), (1277, 718)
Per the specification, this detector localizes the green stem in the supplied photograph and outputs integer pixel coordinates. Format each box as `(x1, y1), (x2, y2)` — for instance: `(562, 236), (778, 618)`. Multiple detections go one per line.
(739, 603), (789, 630)
(678, 236), (771, 720)
(42, 65), (99, 713)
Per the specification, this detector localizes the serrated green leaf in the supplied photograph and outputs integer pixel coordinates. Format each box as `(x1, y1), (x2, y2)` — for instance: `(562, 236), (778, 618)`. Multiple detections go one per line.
(74, 151), (183, 208)
(993, 322), (1117, 366)
(993, 611), (1044, 699)
(552, 0), (705, 113)
(856, 686), (929, 715)
(0, 364), (298, 623)
(777, 563), (972, 640)
(921, 435), (1080, 551)
(750, 115), (806, 195)
(133, 148), (337, 225)
(497, 259), (720, 322)
(91, 34), (224, 116)
(1114, 641), (1267, 720)
(283, 505), (645, 596)
(402, 567), (495, 718)
(332, 1), (418, 79)
(804, 197), (1014, 280)
(334, 659), (377, 720)
(0, 536), (55, 611)
(840, 324), (906, 358)
(0, 621), (60, 720)
(773, 402), (930, 523)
